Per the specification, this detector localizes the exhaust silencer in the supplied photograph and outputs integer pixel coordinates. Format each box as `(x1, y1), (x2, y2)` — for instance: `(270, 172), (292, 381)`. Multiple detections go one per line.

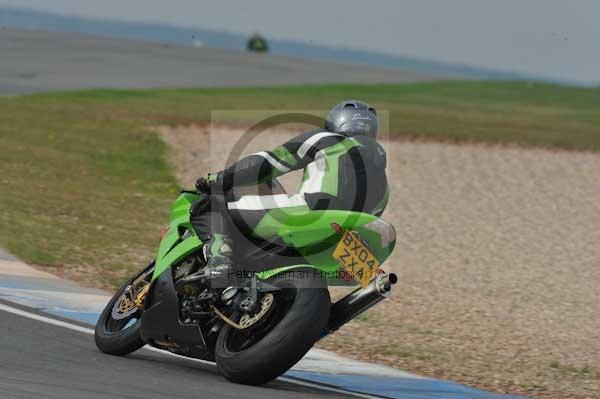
(327, 273), (397, 333)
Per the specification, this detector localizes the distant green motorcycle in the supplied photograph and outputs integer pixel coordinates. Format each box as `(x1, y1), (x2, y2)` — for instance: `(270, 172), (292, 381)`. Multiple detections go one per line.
(95, 181), (396, 385)
(247, 34), (269, 53)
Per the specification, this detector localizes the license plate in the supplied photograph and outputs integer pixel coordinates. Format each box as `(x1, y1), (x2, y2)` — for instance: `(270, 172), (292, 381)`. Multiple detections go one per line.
(333, 231), (381, 288)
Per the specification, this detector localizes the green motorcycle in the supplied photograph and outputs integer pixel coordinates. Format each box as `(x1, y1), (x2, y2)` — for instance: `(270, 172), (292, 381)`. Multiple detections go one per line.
(95, 180), (396, 385)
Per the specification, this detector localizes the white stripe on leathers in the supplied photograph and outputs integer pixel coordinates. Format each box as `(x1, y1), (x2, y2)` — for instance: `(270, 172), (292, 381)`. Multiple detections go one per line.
(250, 151), (291, 173)
(297, 132), (342, 159)
(227, 194), (308, 211)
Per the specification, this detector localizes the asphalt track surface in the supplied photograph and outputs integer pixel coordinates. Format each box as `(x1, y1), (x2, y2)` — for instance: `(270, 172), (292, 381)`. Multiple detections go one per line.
(0, 28), (440, 95)
(0, 299), (362, 399)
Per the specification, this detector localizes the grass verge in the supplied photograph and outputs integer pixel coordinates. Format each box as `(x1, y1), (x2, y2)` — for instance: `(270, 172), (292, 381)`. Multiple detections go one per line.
(1, 81), (599, 288)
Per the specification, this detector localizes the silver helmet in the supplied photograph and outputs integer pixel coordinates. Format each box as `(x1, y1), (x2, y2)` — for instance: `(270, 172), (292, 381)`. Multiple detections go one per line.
(325, 100), (379, 139)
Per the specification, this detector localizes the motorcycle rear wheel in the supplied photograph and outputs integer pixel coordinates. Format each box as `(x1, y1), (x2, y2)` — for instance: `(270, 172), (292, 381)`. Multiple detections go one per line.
(215, 268), (330, 385)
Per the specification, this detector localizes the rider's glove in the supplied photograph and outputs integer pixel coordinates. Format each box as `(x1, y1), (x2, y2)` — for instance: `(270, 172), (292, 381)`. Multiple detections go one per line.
(195, 173), (218, 194)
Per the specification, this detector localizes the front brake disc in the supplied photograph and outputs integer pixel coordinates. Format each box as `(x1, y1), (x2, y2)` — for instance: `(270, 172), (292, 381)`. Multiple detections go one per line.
(238, 293), (275, 329)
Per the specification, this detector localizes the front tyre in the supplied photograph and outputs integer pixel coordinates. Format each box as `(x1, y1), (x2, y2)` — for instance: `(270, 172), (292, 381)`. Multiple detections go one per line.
(215, 268), (331, 385)
(94, 262), (154, 356)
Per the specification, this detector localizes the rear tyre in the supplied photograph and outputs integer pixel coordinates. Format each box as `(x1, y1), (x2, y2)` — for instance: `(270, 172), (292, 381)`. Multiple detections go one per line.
(94, 262), (153, 356)
(215, 268), (331, 385)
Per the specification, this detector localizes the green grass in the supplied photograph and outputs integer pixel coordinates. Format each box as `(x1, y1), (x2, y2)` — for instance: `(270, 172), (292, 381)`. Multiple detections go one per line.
(34, 81), (600, 150)
(1, 81), (599, 287)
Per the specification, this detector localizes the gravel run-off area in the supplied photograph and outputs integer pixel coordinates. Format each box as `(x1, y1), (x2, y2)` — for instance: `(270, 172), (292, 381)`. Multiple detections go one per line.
(158, 124), (600, 399)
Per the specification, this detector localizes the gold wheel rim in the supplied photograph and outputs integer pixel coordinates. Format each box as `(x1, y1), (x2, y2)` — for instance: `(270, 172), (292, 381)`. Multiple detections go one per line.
(115, 282), (150, 315)
(117, 295), (136, 314)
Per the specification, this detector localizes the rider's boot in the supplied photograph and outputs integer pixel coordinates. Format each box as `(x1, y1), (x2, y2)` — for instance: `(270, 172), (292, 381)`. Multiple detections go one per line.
(175, 234), (236, 294)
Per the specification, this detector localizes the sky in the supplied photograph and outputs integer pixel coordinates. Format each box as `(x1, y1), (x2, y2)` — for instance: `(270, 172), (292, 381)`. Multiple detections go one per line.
(1, 0), (599, 84)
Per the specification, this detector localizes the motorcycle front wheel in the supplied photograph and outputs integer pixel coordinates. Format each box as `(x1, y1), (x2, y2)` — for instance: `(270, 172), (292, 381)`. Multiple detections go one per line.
(214, 267), (331, 385)
(94, 262), (154, 356)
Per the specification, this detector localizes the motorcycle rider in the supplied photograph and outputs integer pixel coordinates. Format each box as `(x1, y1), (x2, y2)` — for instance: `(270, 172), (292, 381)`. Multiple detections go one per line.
(178, 100), (390, 289)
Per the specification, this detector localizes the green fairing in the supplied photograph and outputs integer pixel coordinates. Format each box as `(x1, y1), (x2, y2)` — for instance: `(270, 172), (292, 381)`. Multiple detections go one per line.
(152, 192), (202, 280)
(152, 193), (396, 285)
(254, 209), (395, 281)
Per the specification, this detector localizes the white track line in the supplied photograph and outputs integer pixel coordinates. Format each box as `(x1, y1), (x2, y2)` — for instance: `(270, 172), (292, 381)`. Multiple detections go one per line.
(0, 302), (95, 334)
(0, 302), (383, 399)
